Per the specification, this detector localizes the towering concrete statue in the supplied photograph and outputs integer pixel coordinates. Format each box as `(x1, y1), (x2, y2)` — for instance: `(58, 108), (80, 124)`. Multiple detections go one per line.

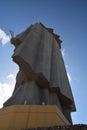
(4, 23), (76, 123)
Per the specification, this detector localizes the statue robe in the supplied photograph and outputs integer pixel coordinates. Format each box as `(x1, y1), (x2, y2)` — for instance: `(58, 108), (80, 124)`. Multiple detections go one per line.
(4, 23), (76, 123)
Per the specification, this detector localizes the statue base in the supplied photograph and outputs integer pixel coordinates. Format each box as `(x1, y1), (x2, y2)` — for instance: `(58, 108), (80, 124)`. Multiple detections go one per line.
(0, 105), (70, 129)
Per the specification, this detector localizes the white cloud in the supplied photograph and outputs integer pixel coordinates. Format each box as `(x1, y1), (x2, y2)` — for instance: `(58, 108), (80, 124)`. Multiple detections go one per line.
(61, 49), (65, 58)
(61, 48), (72, 83)
(0, 28), (10, 45)
(0, 74), (16, 108)
(67, 72), (71, 82)
(7, 74), (15, 79)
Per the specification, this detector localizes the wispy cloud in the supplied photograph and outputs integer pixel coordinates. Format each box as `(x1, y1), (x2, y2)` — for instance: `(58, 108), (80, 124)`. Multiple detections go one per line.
(61, 48), (65, 58)
(7, 74), (15, 79)
(62, 48), (72, 83)
(0, 73), (16, 108)
(67, 72), (71, 82)
(0, 28), (10, 45)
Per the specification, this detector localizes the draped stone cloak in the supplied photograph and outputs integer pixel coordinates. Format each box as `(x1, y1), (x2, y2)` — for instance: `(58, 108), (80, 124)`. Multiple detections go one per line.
(4, 23), (76, 122)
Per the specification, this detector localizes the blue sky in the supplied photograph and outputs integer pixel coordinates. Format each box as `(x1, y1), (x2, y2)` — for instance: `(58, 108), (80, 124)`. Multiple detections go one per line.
(0, 0), (87, 124)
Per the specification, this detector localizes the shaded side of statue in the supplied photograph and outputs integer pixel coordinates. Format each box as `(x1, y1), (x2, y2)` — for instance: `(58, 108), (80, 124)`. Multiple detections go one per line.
(4, 23), (76, 123)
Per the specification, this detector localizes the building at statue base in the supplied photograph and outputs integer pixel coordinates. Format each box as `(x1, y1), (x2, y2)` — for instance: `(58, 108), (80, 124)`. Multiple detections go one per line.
(0, 23), (76, 129)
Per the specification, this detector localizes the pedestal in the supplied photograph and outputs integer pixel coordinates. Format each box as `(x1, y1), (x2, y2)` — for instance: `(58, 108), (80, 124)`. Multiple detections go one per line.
(0, 105), (70, 130)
